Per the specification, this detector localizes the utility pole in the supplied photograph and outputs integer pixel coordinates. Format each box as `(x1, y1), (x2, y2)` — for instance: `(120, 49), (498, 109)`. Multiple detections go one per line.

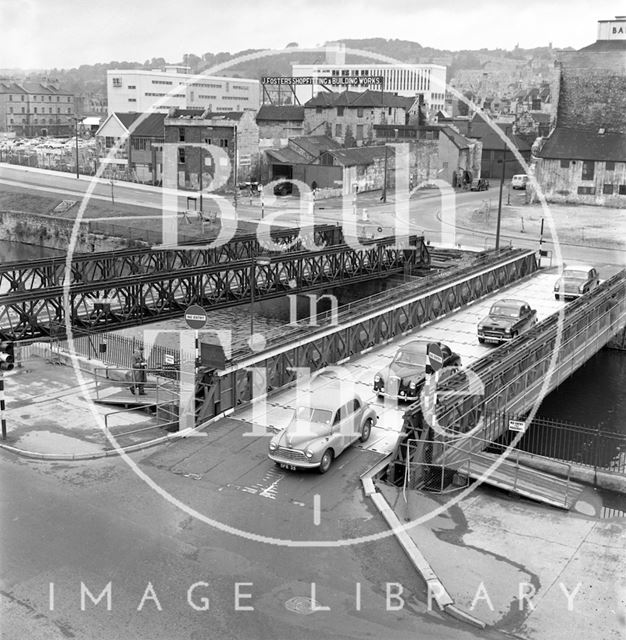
(495, 126), (509, 251)
(233, 125), (238, 209)
(382, 144), (388, 203)
(74, 117), (80, 179)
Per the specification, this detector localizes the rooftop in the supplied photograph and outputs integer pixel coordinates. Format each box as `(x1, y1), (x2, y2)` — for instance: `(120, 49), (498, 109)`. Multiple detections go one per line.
(256, 105), (305, 122)
(536, 127), (626, 161)
(305, 89), (414, 109)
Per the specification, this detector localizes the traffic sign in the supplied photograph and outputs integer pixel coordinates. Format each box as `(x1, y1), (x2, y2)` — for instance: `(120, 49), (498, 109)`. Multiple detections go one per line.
(184, 304), (208, 330)
(164, 354), (175, 365)
(508, 419), (527, 433)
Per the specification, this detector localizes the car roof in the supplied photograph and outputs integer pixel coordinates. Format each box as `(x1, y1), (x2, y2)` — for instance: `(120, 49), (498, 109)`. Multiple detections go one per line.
(512, 174), (528, 178)
(307, 385), (362, 410)
(398, 340), (429, 352)
(563, 264), (594, 272)
(492, 298), (528, 306)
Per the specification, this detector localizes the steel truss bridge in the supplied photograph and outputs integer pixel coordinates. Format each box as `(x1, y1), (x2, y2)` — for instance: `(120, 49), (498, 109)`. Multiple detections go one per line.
(387, 269), (626, 501)
(192, 248), (538, 423)
(0, 229), (430, 341)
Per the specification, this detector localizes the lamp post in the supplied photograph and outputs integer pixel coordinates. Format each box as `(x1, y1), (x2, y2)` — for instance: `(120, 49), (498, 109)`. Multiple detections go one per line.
(233, 125), (238, 209)
(382, 143), (389, 203)
(250, 255), (271, 336)
(74, 117), (80, 179)
(495, 126), (511, 251)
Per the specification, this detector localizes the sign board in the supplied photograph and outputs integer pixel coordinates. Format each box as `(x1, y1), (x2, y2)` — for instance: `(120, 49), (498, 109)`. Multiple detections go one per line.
(426, 342), (444, 372)
(184, 304), (208, 330)
(164, 353), (175, 366)
(200, 341), (226, 369)
(87, 296), (113, 311)
(508, 419), (527, 433)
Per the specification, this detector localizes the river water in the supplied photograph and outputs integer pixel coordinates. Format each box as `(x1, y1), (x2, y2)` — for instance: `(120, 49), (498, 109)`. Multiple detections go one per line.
(2, 240), (624, 436)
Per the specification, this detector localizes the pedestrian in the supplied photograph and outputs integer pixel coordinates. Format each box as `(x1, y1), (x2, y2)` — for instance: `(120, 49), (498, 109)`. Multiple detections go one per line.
(129, 348), (147, 395)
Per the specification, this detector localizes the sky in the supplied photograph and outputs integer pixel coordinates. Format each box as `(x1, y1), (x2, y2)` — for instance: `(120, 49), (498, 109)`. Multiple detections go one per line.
(0, 0), (622, 70)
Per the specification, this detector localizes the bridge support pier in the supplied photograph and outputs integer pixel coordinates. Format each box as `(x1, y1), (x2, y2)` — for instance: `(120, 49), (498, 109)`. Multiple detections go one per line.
(607, 326), (626, 350)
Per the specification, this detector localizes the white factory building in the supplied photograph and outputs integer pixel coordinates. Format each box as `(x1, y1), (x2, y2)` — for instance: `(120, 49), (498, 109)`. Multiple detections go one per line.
(106, 65), (260, 115)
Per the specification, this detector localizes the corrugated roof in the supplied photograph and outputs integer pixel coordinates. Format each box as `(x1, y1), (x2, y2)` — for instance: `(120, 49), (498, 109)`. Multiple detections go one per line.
(257, 105), (304, 122)
(289, 135), (341, 157)
(167, 109), (244, 121)
(536, 127), (626, 161)
(328, 145), (392, 167)
(265, 147), (310, 164)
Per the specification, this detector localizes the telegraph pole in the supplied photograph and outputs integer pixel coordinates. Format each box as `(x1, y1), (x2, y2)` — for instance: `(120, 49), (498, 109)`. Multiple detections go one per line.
(495, 127), (509, 251)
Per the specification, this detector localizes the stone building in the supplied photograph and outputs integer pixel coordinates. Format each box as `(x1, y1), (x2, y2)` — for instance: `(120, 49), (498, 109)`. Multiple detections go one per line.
(164, 109), (260, 190)
(533, 16), (626, 206)
(0, 80), (76, 137)
(256, 105), (305, 149)
(303, 90), (415, 146)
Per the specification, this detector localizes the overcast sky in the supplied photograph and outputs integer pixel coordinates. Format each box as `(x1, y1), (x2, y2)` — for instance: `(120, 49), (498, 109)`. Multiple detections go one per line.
(0, 0), (621, 70)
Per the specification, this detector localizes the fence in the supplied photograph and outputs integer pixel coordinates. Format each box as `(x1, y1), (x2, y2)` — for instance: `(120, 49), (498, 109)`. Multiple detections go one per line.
(493, 414), (626, 475)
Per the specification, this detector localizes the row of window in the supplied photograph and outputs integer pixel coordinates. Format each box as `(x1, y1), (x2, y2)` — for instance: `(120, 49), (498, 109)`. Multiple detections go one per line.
(9, 117), (68, 125)
(222, 95), (249, 101)
(231, 85), (250, 91)
(10, 106), (71, 114)
(578, 185), (626, 195)
(176, 140), (230, 163)
(561, 159), (620, 179)
(152, 80), (173, 85)
(7, 94), (70, 102)
(334, 123), (366, 138)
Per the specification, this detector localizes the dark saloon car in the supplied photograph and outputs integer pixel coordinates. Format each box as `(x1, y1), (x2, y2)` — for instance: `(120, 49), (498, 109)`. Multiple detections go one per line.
(477, 299), (538, 344)
(470, 178), (489, 191)
(373, 341), (461, 400)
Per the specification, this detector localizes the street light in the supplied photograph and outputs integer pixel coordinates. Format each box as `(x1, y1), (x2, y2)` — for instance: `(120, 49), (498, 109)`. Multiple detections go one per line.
(495, 125), (511, 251)
(250, 255), (271, 336)
(73, 117), (80, 179)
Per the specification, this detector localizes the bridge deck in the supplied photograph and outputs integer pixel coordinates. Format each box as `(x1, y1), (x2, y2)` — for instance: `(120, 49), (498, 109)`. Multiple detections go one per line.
(451, 451), (585, 510)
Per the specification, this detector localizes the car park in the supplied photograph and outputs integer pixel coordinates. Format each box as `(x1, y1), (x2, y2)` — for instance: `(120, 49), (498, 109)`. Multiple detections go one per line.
(374, 340), (461, 399)
(554, 265), (600, 300)
(477, 299), (538, 344)
(268, 388), (376, 474)
(470, 178), (490, 191)
(511, 174), (530, 189)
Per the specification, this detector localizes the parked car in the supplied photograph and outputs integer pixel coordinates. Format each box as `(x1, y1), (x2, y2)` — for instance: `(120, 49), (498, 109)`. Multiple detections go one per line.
(477, 299), (538, 344)
(268, 388), (376, 474)
(511, 174), (530, 190)
(470, 178), (490, 191)
(554, 265), (600, 300)
(373, 341), (461, 400)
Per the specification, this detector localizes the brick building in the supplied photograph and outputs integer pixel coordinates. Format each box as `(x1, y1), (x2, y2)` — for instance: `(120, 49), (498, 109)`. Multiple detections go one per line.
(533, 16), (626, 206)
(0, 81), (76, 137)
(164, 109), (259, 191)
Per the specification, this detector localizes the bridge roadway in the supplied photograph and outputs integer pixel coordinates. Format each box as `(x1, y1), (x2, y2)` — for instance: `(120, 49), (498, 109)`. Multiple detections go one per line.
(141, 269), (565, 540)
(0, 234), (427, 341)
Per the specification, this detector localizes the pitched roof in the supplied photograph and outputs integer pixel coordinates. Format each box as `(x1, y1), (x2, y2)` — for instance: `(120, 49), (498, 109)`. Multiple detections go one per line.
(115, 112), (141, 129)
(579, 40), (626, 51)
(166, 108), (245, 121)
(328, 146), (392, 167)
(132, 112), (166, 137)
(289, 135), (341, 157)
(304, 89), (412, 109)
(536, 127), (626, 161)
(439, 126), (471, 149)
(256, 105), (304, 122)
(465, 120), (532, 151)
(265, 147), (310, 164)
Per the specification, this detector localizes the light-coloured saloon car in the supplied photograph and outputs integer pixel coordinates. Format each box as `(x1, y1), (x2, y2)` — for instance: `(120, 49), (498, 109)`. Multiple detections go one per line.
(268, 387), (377, 474)
(554, 265), (600, 300)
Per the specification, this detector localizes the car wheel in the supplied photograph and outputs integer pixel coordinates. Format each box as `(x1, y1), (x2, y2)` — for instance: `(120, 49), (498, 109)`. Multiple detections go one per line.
(318, 449), (334, 474)
(511, 331), (518, 339)
(478, 337), (485, 344)
(360, 418), (373, 443)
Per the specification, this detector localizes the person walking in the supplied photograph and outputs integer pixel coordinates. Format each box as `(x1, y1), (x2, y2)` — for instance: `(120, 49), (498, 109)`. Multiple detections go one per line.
(129, 348), (147, 395)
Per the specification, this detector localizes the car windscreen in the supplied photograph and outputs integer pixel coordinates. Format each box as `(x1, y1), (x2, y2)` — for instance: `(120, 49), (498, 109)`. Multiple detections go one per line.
(393, 346), (426, 365)
(490, 304), (521, 317)
(562, 270), (588, 280)
(295, 406), (333, 426)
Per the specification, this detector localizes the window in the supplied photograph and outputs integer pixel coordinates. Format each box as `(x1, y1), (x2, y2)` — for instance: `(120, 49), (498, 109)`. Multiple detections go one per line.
(57, 96), (60, 102)
(128, 85), (136, 89)
(581, 160), (595, 180)
(605, 161), (615, 171)
(178, 148), (185, 163)
(560, 159), (569, 168)
(21, 107), (24, 113)
(619, 185), (626, 195)
(356, 124), (364, 139)
(357, 108), (363, 118)
(128, 98), (136, 102)
(316, 106), (322, 114)
(48, 107), (52, 113)
(341, 70), (350, 76)
(603, 184), (614, 195)
(8, 107), (12, 114)
(577, 186), (595, 195)
(388, 107), (392, 115)
(8, 95), (12, 101)
(112, 77), (122, 87)
(335, 123), (342, 137)
(105, 136), (115, 148)
(337, 106), (344, 116)
(204, 138), (212, 145)
(442, 161), (449, 169)
(219, 139), (229, 148)
(178, 127), (185, 142)
(33, 107), (37, 114)
(57, 107), (60, 113)
(67, 107), (71, 114)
